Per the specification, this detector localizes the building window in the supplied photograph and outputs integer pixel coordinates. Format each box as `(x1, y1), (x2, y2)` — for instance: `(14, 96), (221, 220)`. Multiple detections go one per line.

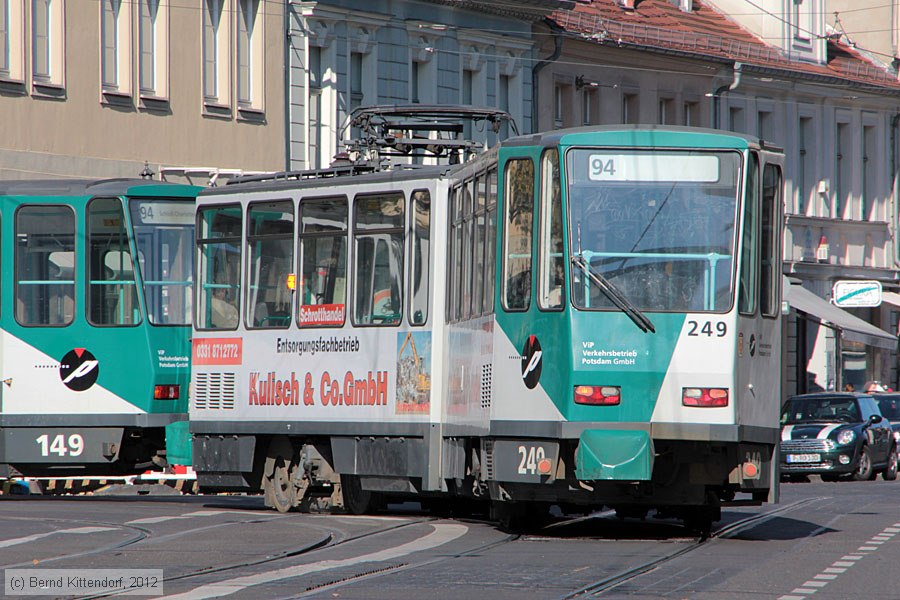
(308, 45), (322, 168)
(1, 0), (24, 83)
(101, 0), (118, 89)
(836, 121), (851, 218)
(499, 74), (510, 137)
(138, 0), (167, 100)
(202, 0), (228, 108)
(31, 0), (50, 82)
(683, 101), (698, 126)
(582, 88), (595, 126)
(0, 0), (8, 76)
(793, 0), (809, 41)
(658, 97), (674, 125)
(863, 124), (875, 221)
(798, 115), (812, 215)
(138, 0), (155, 93)
(554, 84), (563, 128)
(236, 0), (263, 114)
(349, 52), (363, 126)
(623, 93), (639, 124)
(100, 0), (131, 97)
(729, 106), (744, 133)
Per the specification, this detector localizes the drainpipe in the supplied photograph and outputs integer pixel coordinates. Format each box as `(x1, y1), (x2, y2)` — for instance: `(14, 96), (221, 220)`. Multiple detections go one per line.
(711, 62), (743, 130)
(892, 113), (900, 267)
(532, 18), (565, 134)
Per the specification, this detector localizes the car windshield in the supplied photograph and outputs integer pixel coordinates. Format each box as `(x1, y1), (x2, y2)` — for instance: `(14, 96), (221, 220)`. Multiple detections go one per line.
(875, 396), (900, 420)
(781, 397), (862, 425)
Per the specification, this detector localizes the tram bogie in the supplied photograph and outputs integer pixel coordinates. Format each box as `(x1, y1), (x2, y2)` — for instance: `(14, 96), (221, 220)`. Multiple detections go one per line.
(191, 121), (784, 531)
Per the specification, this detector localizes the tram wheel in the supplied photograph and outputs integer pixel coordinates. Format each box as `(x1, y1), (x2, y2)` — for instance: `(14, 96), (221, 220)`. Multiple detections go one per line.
(264, 438), (297, 513)
(492, 501), (551, 533)
(340, 474), (374, 515)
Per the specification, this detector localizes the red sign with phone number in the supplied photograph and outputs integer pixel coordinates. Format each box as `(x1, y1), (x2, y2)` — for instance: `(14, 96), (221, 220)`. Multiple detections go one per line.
(193, 338), (243, 365)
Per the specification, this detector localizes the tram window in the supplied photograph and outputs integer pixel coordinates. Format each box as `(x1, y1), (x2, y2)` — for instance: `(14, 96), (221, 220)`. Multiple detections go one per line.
(538, 149), (564, 310)
(739, 153), (760, 316)
(197, 204), (242, 330)
(462, 200), (474, 319)
(299, 197), (347, 327)
(247, 201), (294, 329)
(15, 205), (76, 326)
(761, 163), (782, 318)
(130, 199), (195, 325)
(353, 192), (404, 326)
(87, 197), (140, 326)
(503, 158), (535, 311)
(484, 168), (497, 313)
(409, 190), (430, 325)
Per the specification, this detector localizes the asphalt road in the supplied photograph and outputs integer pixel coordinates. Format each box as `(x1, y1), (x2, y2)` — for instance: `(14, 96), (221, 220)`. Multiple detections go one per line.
(0, 477), (897, 599)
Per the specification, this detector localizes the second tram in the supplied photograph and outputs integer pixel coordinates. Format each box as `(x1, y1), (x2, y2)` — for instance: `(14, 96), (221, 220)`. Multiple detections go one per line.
(191, 123), (784, 532)
(0, 179), (199, 477)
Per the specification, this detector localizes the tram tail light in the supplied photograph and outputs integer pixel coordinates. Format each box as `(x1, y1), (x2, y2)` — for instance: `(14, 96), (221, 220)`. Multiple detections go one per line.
(682, 387), (728, 407)
(574, 385), (620, 405)
(154, 385), (180, 400)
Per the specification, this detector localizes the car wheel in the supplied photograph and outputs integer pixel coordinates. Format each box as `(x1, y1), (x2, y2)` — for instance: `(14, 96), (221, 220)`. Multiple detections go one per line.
(852, 446), (875, 481)
(882, 448), (898, 481)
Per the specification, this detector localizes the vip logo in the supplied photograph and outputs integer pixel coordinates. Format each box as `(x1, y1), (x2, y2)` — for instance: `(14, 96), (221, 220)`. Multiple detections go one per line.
(521, 335), (543, 390)
(59, 349), (100, 392)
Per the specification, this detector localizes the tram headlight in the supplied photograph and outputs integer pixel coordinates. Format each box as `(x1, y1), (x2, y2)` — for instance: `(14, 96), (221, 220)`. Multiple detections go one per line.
(154, 384), (180, 400)
(574, 385), (620, 405)
(682, 387), (729, 407)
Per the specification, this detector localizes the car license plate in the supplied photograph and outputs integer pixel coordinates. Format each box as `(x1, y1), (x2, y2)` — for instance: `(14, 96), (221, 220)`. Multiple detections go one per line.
(786, 453), (820, 463)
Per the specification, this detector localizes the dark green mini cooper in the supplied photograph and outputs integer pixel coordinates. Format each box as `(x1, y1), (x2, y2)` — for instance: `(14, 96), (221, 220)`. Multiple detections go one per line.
(780, 393), (898, 482)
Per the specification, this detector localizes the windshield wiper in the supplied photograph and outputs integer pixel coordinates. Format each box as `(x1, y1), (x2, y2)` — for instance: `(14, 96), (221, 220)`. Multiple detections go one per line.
(571, 254), (655, 334)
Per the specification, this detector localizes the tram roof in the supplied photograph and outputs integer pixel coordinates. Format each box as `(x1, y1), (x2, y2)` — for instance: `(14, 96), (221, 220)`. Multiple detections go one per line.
(502, 125), (781, 153)
(200, 163), (460, 198)
(0, 178), (200, 198)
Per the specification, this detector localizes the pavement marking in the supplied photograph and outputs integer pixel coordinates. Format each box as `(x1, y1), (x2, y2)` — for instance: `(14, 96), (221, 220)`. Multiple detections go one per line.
(780, 521), (898, 599)
(126, 510), (281, 525)
(0, 526), (117, 548)
(161, 523), (468, 600)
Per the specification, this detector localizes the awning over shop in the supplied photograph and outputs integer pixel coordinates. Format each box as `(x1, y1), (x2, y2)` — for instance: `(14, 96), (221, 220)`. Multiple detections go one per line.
(785, 283), (897, 350)
(881, 291), (900, 309)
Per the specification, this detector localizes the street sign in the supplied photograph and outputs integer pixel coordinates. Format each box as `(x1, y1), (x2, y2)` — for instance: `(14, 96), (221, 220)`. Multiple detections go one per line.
(832, 280), (883, 307)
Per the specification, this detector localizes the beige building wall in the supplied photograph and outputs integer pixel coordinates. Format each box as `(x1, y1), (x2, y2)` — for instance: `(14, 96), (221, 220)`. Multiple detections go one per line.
(0, 0), (285, 180)
(825, 0), (900, 66)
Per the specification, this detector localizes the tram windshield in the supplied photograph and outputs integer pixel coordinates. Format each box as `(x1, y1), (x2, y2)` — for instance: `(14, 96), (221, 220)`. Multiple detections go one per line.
(129, 199), (195, 325)
(566, 150), (741, 313)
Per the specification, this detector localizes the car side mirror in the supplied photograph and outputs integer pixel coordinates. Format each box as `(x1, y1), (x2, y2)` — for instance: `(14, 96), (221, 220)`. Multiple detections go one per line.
(869, 414), (883, 425)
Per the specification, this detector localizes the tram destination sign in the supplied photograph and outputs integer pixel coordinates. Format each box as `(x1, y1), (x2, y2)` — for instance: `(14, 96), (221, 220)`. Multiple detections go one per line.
(832, 280), (882, 308)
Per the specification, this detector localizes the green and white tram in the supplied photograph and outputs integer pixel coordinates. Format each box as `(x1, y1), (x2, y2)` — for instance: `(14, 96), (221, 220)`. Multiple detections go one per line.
(191, 124), (783, 532)
(0, 179), (199, 477)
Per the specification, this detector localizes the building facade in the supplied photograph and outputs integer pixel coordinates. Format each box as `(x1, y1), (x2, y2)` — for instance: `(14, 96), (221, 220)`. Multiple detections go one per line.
(286, 0), (566, 171)
(0, 0), (286, 179)
(538, 0), (900, 394)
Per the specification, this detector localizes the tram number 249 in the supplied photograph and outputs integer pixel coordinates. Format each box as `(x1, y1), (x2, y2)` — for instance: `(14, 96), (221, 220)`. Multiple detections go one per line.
(35, 433), (84, 457)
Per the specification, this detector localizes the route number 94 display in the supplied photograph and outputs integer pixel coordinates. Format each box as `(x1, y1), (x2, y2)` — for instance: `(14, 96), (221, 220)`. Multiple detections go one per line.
(587, 153), (720, 182)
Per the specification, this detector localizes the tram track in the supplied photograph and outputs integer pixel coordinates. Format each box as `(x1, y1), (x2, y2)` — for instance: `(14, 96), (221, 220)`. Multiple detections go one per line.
(557, 497), (828, 599)
(0, 515), (152, 569)
(75, 515), (439, 599)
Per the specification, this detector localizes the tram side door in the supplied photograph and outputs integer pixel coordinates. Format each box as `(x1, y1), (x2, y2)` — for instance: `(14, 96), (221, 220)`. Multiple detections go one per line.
(735, 151), (783, 497)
